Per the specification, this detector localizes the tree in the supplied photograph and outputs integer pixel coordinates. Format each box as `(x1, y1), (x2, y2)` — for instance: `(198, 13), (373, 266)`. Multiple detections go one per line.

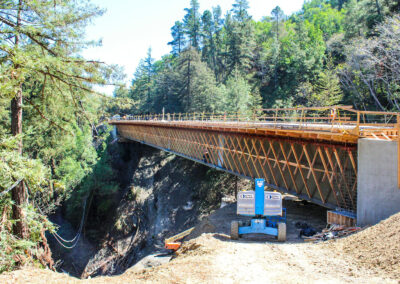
(270, 6), (285, 92)
(224, 3), (255, 79)
(183, 0), (201, 49)
(130, 48), (155, 112)
(232, 0), (251, 22)
(311, 60), (343, 106)
(212, 6), (225, 82)
(175, 47), (199, 110)
(271, 6), (284, 41)
(201, 10), (215, 69)
(301, 0), (345, 40)
(224, 68), (261, 114)
(0, 0), (112, 239)
(168, 21), (186, 55)
(340, 15), (400, 111)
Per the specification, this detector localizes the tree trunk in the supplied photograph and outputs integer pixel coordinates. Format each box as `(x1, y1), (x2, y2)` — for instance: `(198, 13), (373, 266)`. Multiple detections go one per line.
(375, 0), (382, 17)
(11, 0), (28, 240)
(11, 89), (28, 239)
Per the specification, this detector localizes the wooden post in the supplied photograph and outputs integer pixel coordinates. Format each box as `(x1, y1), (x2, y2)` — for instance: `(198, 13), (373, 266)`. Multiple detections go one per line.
(397, 114), (400, 189)
(235, 176), (238, 200)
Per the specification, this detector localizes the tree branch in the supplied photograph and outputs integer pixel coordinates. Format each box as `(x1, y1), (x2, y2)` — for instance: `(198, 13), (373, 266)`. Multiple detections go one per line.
(23, 97), (71, 134)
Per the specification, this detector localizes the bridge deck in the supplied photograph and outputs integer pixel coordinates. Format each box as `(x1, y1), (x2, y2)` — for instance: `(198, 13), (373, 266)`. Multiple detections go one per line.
(111, 118), (397, 144)
(110, 107), (400, 215)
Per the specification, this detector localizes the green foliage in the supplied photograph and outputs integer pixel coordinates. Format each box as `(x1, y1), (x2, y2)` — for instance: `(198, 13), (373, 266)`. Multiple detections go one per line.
(0, 0), (120, 272)
(224, 69), (261, 114)
(0, 135), (55, 272)
(302, 0), (346, 40)
(183, 0), (201, 49)
(312, 67), (343, 107)
(120, 0), (400, 115)
(0, 135), (49, 196)
(65, 136), (119, 229)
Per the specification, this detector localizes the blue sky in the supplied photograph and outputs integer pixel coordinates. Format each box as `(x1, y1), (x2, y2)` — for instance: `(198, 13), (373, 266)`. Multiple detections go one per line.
(82, 0), (305, 93)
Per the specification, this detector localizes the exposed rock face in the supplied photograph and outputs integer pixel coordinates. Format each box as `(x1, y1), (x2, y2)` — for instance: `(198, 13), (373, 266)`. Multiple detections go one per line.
(51, 142), (247, 278)
(80, 143), (213, 277)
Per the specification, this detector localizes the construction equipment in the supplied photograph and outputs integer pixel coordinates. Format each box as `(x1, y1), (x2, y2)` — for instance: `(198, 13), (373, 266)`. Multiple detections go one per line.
(231, 178), (287, 242)
(164, 227), (195, 251)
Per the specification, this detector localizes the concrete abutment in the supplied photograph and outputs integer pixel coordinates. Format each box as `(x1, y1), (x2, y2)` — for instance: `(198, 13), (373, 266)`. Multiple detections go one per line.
(357, 139), (400, 226)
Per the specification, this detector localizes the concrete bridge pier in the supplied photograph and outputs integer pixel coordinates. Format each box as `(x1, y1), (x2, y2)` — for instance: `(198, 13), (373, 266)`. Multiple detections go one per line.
(357, 139), (400, 226)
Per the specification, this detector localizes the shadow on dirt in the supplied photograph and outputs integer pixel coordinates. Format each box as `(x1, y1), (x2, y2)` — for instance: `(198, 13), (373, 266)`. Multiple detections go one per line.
(201, 197), (327, 244)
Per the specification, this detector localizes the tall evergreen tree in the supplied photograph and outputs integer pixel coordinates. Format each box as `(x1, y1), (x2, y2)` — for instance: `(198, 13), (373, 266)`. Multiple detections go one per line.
(183, 0), (201, 49)
(175, 48), (198, 110)
(168, 21), (186, 55)
(224, 1), (255, 79)
(201, 10), (215, 70)
(212, 6), (225, 82)
(0, 0), (111, 239)
(130, 48), (155, 113)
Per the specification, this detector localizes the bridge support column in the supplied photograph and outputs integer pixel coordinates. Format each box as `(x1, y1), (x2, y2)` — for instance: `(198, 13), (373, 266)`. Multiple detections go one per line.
(357, 139), (400, 226)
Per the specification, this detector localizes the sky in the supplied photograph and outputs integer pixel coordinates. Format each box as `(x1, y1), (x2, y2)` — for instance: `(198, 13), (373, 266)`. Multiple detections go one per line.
(82, 0), (306, 93)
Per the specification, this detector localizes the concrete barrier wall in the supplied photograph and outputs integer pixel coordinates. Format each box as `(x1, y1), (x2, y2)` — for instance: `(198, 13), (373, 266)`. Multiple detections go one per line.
(357, 139), (400, 226)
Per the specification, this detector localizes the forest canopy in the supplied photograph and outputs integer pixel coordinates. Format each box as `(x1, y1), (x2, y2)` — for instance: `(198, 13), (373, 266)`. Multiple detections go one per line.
(117, 0), (400, 115)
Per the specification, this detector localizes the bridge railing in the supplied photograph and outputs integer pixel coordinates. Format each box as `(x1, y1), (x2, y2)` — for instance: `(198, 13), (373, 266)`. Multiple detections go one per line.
(110, 106), (399, 139)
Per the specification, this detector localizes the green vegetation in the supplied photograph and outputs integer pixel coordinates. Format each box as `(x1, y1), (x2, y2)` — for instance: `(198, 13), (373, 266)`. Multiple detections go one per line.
(120, 0), (400, 114)
(0, 0), (121, 271)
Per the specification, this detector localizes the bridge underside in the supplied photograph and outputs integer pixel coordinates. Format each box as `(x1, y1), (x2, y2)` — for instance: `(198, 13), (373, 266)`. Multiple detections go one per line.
(115, 124), (357, 213)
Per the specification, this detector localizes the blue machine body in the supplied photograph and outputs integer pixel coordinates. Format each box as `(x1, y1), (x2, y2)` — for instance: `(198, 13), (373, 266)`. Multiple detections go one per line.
(255, 178), (265, 215)
(237, 178), (286, 236)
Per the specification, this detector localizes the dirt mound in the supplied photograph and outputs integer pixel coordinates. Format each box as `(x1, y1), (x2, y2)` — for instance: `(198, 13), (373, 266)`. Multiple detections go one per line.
(0, 267), (80, 284)
(186, 218), (216, 240)
(328, 212), (400, 278)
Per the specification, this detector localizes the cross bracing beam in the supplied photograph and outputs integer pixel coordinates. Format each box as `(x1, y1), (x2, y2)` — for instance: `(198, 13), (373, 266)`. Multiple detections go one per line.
(113, 123), (358, 212)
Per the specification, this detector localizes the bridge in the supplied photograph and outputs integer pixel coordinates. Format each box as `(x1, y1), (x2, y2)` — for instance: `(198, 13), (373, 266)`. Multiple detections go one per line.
(110, 106), (400, 226)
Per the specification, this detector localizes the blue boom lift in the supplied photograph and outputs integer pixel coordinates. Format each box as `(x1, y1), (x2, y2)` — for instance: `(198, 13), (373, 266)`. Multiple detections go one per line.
(230, 178), (287, 242)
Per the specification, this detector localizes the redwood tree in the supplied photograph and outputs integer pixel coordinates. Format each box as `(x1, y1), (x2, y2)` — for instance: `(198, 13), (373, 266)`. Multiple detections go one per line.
(0, 0), (110, 239)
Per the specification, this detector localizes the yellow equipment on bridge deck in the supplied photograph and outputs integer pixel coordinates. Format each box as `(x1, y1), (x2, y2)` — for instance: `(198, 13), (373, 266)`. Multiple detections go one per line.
(164, 227), (195, 251)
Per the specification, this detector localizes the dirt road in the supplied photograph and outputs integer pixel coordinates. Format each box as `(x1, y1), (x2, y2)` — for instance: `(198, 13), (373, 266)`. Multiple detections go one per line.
(126, 233), (395, 284)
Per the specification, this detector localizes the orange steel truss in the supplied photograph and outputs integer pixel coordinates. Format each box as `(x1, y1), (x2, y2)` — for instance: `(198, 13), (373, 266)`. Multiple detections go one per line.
(110, 106), (400, 212)
(114, 124), (357, 211)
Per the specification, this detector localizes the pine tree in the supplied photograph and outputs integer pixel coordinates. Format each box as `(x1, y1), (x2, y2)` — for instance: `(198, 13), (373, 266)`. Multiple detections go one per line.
(212, 6), (224, 82)
(168, 21), (186, 55)
(175, 48), (199, 109)
(201, 10), (216, 70)
(183, 0), (202, 49)
(224, 68), (261, 115)
(312, 60), (343, 106)
(225, 0), (255, 79)
(0, 0), (112, 239)
(232, 0), (251, 22)
(130, 48), (155, 112)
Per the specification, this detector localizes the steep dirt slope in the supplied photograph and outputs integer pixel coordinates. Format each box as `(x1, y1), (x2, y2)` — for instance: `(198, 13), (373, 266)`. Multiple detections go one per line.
(327, 212), (400, 278)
